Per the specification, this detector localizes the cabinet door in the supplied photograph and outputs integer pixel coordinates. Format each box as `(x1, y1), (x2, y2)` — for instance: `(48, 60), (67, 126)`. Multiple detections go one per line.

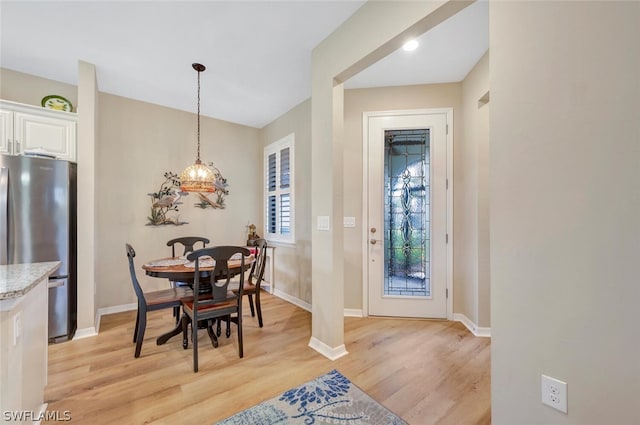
(14, 112), (76, 161)
(0, 109), (13, 155)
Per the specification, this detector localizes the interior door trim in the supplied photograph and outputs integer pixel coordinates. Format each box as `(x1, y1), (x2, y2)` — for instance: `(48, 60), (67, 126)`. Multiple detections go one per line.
(361, 108), (454, 320)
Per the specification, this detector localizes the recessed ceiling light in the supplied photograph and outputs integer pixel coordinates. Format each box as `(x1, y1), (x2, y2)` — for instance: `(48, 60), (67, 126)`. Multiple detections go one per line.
(403, 39), (419, 52)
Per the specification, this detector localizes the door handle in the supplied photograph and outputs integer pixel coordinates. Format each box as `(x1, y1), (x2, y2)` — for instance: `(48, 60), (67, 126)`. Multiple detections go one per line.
(370, 239), (382, 245)
(48, 279), (66, 289)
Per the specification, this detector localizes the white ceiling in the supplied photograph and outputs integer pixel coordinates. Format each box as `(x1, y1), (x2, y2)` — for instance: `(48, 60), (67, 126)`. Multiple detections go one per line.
(0, 1), (488, 129)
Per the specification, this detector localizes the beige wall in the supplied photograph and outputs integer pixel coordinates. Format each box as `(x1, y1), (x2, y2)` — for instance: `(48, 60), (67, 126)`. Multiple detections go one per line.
(310, 0), (468, 351)
(259, 76), (489, 325)
(76, 61), (98, 331)
(96, 93), (261, 308)
(0, 68), (262, 312)
(0, 68), (77, 109)
(459, 51), (490, 328)
(260, 99), (312, 304)
(343, 83), (463, 310)
(491, 2), (639, 424)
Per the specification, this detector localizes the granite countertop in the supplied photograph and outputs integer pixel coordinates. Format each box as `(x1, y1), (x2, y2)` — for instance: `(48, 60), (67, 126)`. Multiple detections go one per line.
(0, 262), (61, 300)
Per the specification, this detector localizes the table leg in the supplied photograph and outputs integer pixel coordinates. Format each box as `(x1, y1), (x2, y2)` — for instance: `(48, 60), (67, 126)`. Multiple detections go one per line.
(156, 315), (184, 345)
(206, 322), (219, 348)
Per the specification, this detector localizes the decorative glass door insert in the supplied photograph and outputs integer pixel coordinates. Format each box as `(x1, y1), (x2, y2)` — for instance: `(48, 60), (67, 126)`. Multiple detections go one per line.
(384, 129), (430, 297)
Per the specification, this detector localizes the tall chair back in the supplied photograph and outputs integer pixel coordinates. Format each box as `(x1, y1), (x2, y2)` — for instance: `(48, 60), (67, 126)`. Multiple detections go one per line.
(241, 238), (268, 327)
(126, 243), (146, 310)
(182, 246), (251, 371)
(166, 236), (210, 257)
(249, 238), (268, 287)
(125, 243), (192, 358)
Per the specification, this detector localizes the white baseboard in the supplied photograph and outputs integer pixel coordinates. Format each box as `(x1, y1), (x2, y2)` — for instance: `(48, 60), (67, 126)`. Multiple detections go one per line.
(73, 303), (136, 339)
(96, 303), (136, 332)
(308, 336), (349, 360)
(273, 288), (311, 312)
(453, 313), (491, 337)
(34, 402), (48, 425)
(73, 326), (98, 340)
(344, 308), (363, 317)
(272, 289), (363, 319)
(98, 303), (137, 316)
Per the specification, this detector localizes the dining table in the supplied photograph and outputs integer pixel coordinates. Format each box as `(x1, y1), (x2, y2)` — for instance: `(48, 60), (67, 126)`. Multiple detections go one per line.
(141, 252), (255, 346)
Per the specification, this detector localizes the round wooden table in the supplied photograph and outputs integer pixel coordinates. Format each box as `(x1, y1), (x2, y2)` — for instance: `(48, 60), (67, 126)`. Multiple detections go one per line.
(141, 254), (254, 345)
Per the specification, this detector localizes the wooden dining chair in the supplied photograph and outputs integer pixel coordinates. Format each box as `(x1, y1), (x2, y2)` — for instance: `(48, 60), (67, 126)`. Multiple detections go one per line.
(237, 238), (268, 327)
(166, 236), (209, 322)
(181, 246), (250, 372)
(166, 236), (210, 257)
(126, 243), (193, 358)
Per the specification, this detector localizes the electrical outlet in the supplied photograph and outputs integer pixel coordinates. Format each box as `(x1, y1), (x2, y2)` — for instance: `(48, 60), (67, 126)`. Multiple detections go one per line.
(541, 374), (567, 413)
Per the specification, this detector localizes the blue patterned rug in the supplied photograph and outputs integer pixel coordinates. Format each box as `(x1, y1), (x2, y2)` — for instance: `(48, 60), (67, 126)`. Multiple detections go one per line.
(215, 369), (408, 425)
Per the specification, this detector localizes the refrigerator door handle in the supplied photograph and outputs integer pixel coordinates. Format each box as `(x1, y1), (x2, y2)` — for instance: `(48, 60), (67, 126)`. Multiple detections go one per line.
(48, 279), (66, 289)
(0, 167), (8, 265)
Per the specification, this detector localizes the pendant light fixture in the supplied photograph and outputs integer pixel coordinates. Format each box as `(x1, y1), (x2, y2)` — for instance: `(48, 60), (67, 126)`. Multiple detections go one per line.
(180, 63), (215, 192)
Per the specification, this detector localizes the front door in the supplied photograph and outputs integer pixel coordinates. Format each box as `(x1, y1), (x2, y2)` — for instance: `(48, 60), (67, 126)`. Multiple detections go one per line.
(365, 110), (450, 318)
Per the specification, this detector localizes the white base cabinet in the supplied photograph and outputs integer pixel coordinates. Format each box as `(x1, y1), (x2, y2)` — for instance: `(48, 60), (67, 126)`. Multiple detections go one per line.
(0, 100), (77, 162)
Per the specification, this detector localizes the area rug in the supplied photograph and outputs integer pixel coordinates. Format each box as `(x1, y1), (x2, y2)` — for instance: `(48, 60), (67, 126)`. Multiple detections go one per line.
(215, 369), (408, 425)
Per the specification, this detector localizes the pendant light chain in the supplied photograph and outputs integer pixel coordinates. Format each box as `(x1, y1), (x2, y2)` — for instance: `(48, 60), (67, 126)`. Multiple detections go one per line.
(180, 62), (214, 193)
(196, 67), (201, 162)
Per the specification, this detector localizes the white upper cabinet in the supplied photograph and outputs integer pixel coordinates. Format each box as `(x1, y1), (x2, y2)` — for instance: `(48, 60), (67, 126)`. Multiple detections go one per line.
(0, 100), (77, 162)
(0, 109), (13, 155)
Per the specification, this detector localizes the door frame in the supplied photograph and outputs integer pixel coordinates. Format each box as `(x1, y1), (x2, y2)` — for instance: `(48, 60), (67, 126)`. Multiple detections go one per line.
(361, 108), (454, 320)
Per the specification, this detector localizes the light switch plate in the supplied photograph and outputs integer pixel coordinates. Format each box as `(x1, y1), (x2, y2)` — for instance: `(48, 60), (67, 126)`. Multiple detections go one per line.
(343, 217), (356, 228)
(317, 216), (330, 231)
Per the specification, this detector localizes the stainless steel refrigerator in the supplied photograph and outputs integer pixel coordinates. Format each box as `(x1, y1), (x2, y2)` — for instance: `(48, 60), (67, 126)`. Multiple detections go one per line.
(1, 154), (77, 342)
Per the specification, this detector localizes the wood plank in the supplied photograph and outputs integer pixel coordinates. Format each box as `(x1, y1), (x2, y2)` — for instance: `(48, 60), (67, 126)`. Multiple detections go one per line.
(43, 293), (490, 424)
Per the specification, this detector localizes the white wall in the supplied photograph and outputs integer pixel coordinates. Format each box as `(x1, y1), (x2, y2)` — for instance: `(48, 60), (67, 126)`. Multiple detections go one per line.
(490, 2), (640, 424)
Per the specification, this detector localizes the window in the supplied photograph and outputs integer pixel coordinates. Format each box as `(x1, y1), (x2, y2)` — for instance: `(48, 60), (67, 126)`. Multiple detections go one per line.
(264, 133), (294, 243)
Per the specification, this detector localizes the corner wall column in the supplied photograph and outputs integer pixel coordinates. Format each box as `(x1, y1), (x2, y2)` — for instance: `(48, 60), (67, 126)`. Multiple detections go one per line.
(309, 77), (347, 359)
(75, 60), (98, 337)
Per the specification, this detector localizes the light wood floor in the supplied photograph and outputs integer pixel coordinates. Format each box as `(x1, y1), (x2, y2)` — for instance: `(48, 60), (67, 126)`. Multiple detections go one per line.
(44, 293), (491, 424)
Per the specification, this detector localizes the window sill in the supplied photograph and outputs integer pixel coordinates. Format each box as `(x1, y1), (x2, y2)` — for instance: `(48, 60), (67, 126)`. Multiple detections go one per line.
(265, 239), (296, 248)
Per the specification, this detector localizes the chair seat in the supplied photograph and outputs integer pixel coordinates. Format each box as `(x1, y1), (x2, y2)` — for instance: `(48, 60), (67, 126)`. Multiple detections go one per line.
(182, 294), (236, 314)
(229, 281), (257, 294)
(144, 287), (193, 306)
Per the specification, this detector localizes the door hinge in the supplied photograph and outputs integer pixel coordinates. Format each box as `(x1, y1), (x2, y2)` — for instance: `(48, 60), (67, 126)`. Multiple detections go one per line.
(446, 178), (449, 190)
(446, 288), (449, 298)
(446, 233), (449, 244)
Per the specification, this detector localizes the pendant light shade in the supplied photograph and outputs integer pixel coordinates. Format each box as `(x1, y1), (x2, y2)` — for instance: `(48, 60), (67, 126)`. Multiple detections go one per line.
(180, 63), (215, 193)
(180, 159), (215, 192)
